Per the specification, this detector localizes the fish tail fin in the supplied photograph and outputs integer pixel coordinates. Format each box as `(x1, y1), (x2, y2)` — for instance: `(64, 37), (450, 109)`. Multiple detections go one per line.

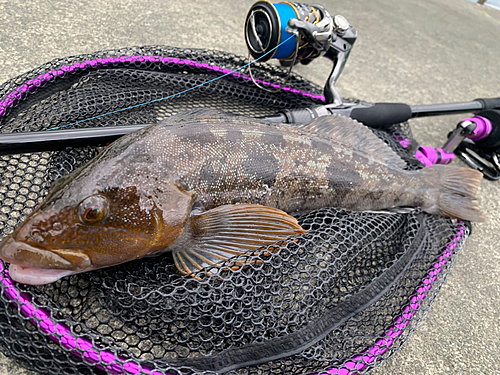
(419, 165), (485, 222)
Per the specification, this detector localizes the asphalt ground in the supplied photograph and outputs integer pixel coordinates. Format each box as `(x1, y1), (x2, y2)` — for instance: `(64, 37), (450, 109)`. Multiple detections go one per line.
(0, 0), (499, 374)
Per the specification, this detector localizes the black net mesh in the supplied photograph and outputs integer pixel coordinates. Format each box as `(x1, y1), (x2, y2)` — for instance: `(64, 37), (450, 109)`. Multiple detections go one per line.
(0, 46), (468, 375)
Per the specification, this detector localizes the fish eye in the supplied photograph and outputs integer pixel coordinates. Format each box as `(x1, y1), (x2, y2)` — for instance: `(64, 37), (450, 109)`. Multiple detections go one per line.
(78, 195), (108, 224)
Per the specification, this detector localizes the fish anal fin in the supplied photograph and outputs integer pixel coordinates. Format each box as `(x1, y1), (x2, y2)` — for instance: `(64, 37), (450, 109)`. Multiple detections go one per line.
(172, 204), (305, 276)
(299, 114), (407, 170)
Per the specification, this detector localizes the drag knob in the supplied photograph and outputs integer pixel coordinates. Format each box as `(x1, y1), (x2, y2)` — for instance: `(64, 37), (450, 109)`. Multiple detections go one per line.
(332, 15), (349, 34)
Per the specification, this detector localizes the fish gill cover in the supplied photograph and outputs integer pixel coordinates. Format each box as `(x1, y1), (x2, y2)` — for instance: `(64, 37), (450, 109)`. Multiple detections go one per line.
(0, 46), (466, 375)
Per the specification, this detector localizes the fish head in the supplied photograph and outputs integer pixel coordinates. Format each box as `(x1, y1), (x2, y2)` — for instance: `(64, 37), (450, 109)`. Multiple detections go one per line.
(0, 171), (194, 285)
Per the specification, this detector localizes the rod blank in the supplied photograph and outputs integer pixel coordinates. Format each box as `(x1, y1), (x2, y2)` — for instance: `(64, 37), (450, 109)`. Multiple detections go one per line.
(1, 97), (499, 156)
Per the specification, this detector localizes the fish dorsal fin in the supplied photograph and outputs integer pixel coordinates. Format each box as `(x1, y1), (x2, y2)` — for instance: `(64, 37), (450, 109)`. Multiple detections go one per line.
(171, 204), (305, 276)
(299, 114), (407, 170)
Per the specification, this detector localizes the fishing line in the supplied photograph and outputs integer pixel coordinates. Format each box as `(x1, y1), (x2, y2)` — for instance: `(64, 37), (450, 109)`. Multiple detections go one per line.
(47, 34), (296, 131)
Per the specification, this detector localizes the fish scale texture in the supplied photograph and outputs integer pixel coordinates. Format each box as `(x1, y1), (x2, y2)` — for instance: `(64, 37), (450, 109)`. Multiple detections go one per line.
(0, 46), (466, 375)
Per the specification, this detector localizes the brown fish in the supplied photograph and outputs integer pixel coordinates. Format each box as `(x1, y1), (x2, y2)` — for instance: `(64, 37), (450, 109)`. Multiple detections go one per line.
(0, 109), (484, 284)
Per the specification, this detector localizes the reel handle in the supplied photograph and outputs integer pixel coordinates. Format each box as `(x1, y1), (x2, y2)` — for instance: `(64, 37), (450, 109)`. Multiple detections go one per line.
(417, 110), (500, 168)
(428, 109), (500, 180)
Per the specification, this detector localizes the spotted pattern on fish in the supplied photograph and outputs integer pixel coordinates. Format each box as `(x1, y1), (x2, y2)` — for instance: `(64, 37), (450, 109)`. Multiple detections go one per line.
(98, 115), (422, 215)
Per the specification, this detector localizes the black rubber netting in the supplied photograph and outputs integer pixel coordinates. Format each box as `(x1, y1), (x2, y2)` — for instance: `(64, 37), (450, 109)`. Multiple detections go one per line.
(0, 46), (467, 375)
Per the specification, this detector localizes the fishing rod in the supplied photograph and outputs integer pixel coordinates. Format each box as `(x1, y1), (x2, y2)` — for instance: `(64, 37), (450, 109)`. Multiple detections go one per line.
(0, 98), (499, 152)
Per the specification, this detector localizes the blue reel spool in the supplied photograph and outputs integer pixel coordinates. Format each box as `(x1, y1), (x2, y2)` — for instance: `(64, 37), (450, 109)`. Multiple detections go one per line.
(245, 1), (319, 62)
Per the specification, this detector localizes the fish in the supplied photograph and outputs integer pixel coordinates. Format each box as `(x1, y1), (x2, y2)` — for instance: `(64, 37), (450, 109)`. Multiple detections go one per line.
(0, 108), (485, 285)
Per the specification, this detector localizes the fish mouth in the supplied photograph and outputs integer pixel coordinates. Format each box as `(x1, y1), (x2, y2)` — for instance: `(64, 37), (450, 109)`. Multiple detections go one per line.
(0, 236), (92, 285)
(7, 265), (79, 285)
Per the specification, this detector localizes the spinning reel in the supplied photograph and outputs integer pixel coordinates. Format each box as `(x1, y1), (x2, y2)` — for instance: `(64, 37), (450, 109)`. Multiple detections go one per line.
(244, 1), (356, 104)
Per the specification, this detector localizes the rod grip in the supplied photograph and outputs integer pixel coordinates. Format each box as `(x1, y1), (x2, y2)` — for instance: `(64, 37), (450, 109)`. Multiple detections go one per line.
(474, 97), (500, 110)
(349, 103), (412, 128)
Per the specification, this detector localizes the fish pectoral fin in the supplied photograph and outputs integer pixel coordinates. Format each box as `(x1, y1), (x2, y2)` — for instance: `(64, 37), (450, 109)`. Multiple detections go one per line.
(172, 204), (306, 276)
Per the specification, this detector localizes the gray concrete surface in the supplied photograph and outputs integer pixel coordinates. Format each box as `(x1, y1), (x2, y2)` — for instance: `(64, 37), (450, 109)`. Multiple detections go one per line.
(0, 0), (499, 374)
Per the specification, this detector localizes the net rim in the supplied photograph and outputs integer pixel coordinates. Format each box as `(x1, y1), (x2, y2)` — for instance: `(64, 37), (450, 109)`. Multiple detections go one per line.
(0, 53), (326, 125)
